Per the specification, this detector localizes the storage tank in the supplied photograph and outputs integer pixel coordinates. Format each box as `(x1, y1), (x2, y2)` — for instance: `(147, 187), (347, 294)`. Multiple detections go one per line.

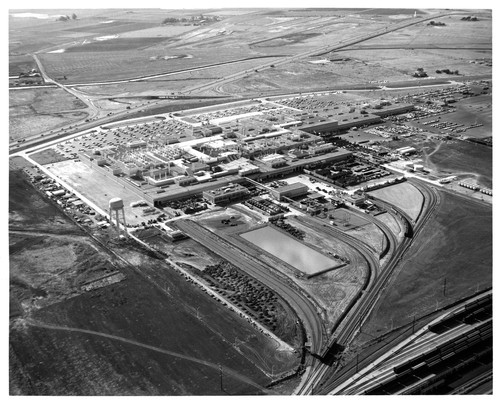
(109, 197), (124, 210)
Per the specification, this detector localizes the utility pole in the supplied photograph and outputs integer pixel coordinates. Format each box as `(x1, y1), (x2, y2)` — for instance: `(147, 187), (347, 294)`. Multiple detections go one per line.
(443, 277), (447, 297)
(412, 314), (416, 334)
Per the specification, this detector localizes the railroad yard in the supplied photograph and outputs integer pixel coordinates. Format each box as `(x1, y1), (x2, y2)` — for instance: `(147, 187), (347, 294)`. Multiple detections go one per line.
(9, 6), (492, 396)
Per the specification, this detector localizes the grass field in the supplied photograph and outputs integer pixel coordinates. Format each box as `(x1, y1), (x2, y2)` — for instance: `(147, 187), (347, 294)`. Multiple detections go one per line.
(444, 95), (492, 139)
(9, 54), (37, 75)
(385, 133), (492, 190)
(9, 168), (298, 395)
(420, 139), (492, 189)
(10, 232), (125, 314)
(368, 182), (424, 221)
(38, 47), (260, 83)
(356, 189), (491, 343)
(9, 168), (80, 233)
(64, 37), (168, 53)
(9, 88), (88, 141)
(375, 212), (404, 240)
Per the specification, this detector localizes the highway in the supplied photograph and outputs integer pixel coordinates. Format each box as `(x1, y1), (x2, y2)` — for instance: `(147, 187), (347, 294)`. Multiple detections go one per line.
(10, 11), (459, 154)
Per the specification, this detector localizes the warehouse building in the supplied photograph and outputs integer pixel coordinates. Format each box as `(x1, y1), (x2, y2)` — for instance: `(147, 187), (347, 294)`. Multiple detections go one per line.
(203, 183), (250, 205)
(271, 182), (309, 201)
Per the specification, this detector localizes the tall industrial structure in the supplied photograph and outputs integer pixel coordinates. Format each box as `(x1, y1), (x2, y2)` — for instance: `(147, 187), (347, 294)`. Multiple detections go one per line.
(108, 197), (127, 235)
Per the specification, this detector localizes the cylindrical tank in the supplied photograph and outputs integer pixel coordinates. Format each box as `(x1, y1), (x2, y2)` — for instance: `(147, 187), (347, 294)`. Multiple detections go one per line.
(109, 197), (124, 210)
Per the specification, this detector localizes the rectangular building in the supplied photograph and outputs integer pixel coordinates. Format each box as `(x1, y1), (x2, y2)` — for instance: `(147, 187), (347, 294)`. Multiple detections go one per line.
(203, 183), (250, 205)
(271, 182), (309, 201)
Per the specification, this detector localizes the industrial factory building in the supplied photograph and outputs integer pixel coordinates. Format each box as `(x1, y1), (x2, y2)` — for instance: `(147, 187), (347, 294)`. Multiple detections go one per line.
(271, 182), (309, 201)
(203, 183), (250, 205)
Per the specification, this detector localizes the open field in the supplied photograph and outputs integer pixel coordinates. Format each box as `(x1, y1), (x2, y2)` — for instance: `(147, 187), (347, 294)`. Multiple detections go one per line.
(221, 57), (406, 95)
(9, 88), (88, 141)
(389, 136), (493, 189)
(9, 169), (297, 394)
(426, 140), (492, 189)
(10, 232), (126, 315)
(37, 47), (265, 84)
(64, 37), (168, 53)
(112, 213), (303, 347)
(73, 57), (282, 98)
(9, 168), (80, 233)
(356, 189), (491, 345)
(444, 95), (492, 139)
(9, 54), (38, 75)
(344, 222), (386, 255)
(368, 182), (424, 221)
(220, 14), (491, 95)
(358, 14), (491, 49)
(119, 25), (198, 38)
(385, 132), (492, 189)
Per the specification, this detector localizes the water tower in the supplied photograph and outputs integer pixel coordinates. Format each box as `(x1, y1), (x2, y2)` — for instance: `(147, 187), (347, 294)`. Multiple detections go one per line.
(109, 197), (126, 234)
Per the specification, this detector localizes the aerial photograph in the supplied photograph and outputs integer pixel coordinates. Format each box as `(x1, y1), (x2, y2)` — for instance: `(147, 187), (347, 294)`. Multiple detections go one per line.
(8, 1), (493, 396)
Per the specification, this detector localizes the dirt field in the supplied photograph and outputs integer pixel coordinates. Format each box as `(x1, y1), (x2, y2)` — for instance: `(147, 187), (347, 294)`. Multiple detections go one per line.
(9, 88), (89, 141)
(356, 189), (492, 344)
(368, 182), (424, 221)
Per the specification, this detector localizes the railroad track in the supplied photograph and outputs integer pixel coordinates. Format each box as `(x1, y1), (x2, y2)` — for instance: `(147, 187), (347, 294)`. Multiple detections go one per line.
(307, 180), (440, 394)
(174, 219), (326, 356)
(327, 292), (492, 395)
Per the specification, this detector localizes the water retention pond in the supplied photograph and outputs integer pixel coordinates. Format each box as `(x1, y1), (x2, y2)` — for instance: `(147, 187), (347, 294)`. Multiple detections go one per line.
(240, 226), (338, 275)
